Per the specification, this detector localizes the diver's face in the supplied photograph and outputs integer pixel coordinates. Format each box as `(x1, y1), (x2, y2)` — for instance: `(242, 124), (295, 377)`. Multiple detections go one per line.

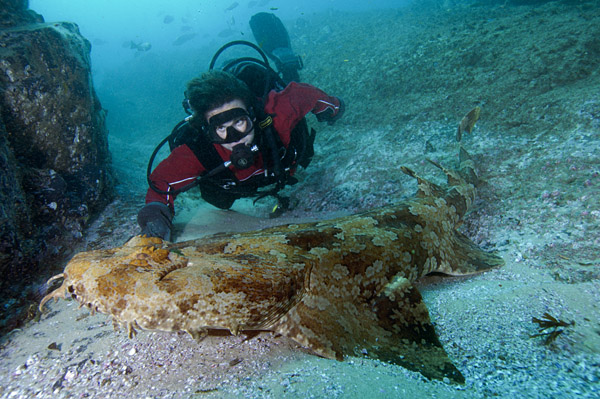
(205, 99), (255, 151)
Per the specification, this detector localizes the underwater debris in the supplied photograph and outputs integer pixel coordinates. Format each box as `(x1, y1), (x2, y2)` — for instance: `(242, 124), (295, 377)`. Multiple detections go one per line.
(530, 312), (574, 345)
(26, 303), (41, 322)
(457, 106), (481, 142)
(47, 342), (61, 351)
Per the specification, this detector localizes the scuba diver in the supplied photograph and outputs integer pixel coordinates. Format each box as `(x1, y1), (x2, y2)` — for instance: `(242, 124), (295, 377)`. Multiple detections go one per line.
(138, 13), (344, 241)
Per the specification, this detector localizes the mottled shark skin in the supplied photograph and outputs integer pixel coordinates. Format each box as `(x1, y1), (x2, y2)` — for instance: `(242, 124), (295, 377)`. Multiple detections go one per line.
(41, 146), (503, 383)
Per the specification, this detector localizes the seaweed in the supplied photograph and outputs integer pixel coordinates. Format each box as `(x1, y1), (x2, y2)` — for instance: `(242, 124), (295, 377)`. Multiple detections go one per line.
(530, 312), (574, 345)
(170, 248), (184, 256)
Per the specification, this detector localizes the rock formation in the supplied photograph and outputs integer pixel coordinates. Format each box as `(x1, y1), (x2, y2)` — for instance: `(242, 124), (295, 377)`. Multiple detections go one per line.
(0, 0), (114, 326)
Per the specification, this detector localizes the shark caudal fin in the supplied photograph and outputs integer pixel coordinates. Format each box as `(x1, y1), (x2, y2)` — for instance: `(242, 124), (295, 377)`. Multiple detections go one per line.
(275, 275), (465, 383)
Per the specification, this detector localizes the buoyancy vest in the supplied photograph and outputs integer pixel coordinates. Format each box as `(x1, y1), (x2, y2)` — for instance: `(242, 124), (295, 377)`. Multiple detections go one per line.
(167, 114), (314, 198)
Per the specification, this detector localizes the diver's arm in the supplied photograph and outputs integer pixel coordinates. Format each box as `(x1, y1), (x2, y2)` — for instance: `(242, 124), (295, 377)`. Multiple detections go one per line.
(264, 82), (343, 138)
(145, 144), (206, 210)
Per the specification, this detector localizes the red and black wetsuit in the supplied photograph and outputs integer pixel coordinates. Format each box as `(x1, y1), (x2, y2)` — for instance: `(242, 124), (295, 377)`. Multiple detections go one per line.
(145, 82), (341, 211)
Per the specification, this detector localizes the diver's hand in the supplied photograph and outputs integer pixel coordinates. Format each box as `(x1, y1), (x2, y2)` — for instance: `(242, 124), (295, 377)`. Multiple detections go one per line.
(137, 202), (173, 241)
(316, 97), (345, 125)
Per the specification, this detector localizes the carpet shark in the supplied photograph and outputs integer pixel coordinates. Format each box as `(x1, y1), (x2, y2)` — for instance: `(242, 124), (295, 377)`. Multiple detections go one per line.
(40, 145), (503, 383)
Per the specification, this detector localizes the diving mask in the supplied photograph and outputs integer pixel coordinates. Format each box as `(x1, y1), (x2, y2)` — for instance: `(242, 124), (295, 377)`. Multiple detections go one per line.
(205, 107), (254, 144)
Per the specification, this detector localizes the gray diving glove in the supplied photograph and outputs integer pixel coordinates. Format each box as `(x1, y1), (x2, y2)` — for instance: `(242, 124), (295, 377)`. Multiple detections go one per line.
(137, 202), (173, 241)
(316, 97), (345, 125)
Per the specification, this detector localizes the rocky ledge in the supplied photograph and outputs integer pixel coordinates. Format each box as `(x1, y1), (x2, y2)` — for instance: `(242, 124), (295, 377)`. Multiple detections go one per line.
(0, 0), (114, 332)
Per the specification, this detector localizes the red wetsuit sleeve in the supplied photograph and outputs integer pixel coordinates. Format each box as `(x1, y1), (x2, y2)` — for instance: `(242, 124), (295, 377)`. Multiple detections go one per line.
(264, 82), (341, 146)
(145, 144), (206, 210)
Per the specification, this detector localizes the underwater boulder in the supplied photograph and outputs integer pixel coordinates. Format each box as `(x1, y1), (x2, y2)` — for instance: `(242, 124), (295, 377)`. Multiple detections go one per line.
(0, 2), (114, 315)
(0, 0), (43, 28)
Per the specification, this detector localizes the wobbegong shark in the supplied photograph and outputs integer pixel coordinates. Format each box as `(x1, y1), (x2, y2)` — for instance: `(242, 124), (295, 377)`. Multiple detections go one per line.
(40, 145), (503, 383)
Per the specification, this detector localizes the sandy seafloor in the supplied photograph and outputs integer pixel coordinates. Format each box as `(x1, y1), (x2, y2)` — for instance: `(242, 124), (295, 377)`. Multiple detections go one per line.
(1, 1), (600, 398)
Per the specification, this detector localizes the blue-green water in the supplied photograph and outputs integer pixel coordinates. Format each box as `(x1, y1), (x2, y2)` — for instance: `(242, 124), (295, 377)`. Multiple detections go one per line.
(3, 1), (599, 398)
(29, 0), (410, 199)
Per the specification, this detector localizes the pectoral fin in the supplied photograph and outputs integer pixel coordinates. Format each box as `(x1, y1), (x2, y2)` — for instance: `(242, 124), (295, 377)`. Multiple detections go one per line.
(367, 276), (465, 383)
(275, 275), (464, 383)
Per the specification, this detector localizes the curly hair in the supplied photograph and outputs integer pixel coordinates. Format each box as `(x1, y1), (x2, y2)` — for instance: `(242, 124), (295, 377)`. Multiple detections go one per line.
(185, 70), (255, 121)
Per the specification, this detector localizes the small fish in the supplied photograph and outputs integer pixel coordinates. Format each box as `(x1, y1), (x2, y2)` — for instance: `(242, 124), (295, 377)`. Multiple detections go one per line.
(218, 28), (235, 38)
(457, 106), (481, 142)
(129, 41), (152, 52)
(270, 7), (278, 10)
(225, 2), (239, 11)
(163, 15), (174, 24)
(172, 33), (197, 46)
